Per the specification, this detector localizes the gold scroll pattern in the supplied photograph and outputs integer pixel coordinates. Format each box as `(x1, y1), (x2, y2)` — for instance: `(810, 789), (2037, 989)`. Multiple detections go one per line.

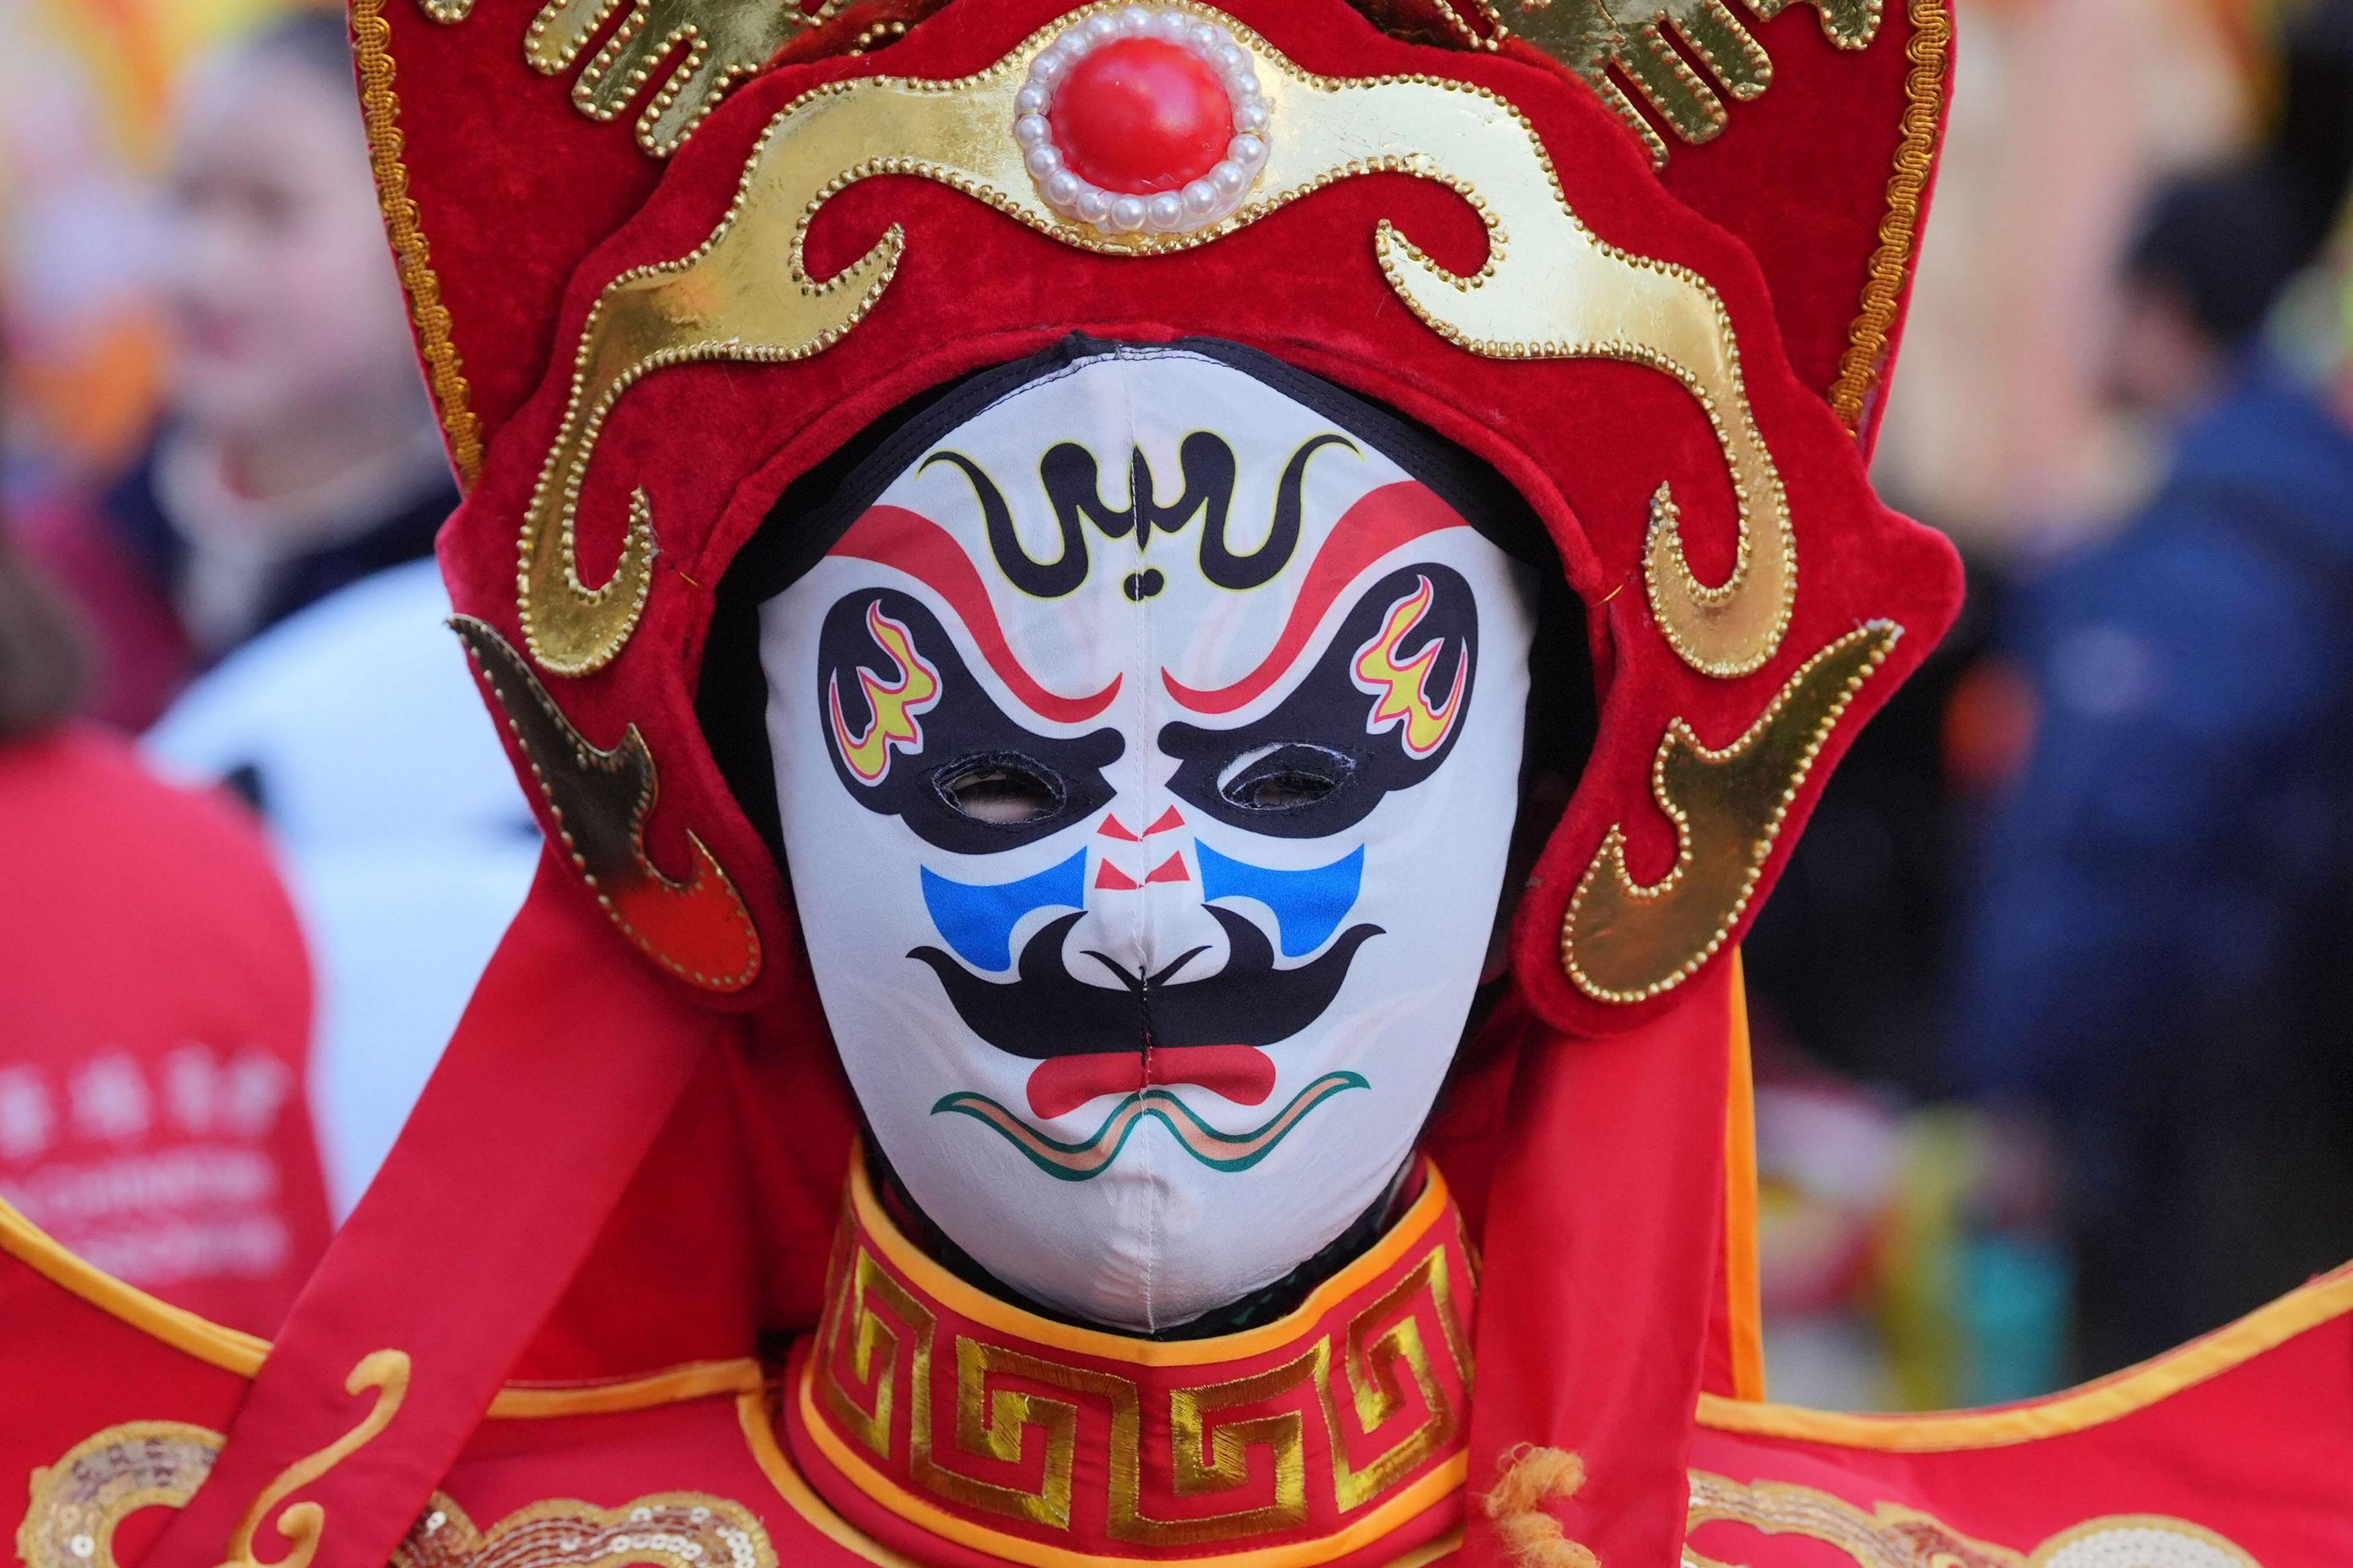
(814, 1243), (1472, 1549)
(1493, 0), (1883, 165)
(1683, 1472), (2265, 1568)
(521, 0), (1793, 685)
(17, 1422), (778, 1568)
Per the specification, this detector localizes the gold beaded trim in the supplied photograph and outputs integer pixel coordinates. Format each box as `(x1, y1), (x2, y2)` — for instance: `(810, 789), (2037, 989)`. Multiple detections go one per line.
(355, 0), (484, 486)
(1561, 621), (1898, 1003)
(1826, 0), (1949, 431)
(416, 0), (844, 159)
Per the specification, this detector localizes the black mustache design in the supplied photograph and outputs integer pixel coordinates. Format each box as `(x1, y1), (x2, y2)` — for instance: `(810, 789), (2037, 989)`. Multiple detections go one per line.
(908, 906), (1382, 1060)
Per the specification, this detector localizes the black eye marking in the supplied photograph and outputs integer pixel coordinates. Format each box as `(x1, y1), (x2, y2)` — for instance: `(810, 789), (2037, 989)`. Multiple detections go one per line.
(1216, 744), (1358, 814)
(1160, 562), (1479, 839)
(817, 587), (1123, 852)
(932, 752), (1066, 827)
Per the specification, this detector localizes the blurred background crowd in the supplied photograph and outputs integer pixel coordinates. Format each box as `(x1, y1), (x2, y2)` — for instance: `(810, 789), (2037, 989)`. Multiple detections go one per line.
(0, 0), (2346, 1407)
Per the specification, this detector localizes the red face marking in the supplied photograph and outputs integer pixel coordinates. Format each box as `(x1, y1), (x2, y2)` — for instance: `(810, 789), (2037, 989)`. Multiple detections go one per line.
(1161, 482), (1469, 714)
(831, 505), (1121, 724)
(1025, 1045), (1278, 1119)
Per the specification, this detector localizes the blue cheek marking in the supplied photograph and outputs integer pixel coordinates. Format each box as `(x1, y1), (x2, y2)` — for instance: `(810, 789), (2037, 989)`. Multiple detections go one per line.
(1195, 842), (1365, 959)
(920, 849), (1089, 972)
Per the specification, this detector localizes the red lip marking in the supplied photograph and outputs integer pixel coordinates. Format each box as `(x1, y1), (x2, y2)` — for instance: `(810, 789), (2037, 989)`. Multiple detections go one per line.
(1143, 853), (1190, 885)
(1025, 1045), (1279, 1119)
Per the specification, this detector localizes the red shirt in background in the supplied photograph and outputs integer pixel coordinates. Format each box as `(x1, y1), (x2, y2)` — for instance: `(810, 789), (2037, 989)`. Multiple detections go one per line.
(0, 727), (329, 1333)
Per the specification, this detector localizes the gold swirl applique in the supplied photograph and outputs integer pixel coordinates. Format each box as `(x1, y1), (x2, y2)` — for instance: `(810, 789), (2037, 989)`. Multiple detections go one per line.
(218, 1351), (412, 1568)
(18, 1417), (777, 1568)
(393, 1490), (778, 1568)
(17, 1423), (222, 1568)
(1562, 622), (1898, 1003)
(1683, 1472), (2265, 1568)
(523, 0), (1792, 681)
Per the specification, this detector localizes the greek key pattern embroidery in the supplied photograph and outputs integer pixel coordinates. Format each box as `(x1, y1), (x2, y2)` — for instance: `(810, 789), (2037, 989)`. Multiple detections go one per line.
(811, 1238), (1473, 1550)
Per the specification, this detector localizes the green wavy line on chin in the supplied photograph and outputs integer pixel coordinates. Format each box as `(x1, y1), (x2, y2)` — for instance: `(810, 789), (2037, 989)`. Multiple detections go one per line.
(930, 1070), (1371, 1181)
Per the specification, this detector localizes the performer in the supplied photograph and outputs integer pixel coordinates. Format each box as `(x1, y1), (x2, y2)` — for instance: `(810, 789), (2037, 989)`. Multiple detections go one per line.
(3, 1), (2346, 1567)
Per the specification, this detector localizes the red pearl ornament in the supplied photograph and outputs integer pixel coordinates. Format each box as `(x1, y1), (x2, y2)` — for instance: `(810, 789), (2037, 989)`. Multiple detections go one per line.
(1048, 37), (1231, 195)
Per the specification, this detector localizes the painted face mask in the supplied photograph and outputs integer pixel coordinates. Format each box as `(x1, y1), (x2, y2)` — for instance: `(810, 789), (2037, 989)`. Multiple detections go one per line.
(759, 339), (1539, 1331)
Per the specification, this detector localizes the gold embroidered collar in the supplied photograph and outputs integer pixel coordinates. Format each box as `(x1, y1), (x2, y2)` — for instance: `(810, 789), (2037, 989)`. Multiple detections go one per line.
(782, 1157), (1472, 1567)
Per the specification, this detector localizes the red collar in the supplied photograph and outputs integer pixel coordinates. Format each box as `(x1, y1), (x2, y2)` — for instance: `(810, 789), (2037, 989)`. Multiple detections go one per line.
(784, 1156), (1472, 1567)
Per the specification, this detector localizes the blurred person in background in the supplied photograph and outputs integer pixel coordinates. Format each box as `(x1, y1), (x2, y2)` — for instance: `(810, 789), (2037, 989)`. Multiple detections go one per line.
(21, 7), (456, 729)
(1951, 0), (2353, 1377)
(0, 529), (329, 1331)
(116, 10), (537, 1216)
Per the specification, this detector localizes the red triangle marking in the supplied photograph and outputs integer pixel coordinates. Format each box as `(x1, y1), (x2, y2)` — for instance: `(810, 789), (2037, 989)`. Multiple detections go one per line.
(1094, 860), (1142, 891)
(1143, 806), (1186, 836)
(1144, 853), (1191, 885)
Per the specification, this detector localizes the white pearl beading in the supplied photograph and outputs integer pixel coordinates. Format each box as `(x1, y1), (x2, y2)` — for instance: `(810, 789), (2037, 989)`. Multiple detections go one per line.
(1014, 7), (1271, 237)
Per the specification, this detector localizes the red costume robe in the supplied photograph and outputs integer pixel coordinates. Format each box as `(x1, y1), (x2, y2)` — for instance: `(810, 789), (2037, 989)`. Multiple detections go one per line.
(4, 1), (2346, 1566)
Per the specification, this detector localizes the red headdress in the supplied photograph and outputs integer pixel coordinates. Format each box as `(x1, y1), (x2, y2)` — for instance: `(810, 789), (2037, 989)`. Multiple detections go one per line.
(143, 1), (1966, 1565)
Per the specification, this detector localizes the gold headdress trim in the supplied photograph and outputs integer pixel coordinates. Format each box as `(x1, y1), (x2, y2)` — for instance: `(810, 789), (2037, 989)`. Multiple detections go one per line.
(518, 1), (1796, 679)
(355, 0), (484, 485)
(1825, 0), (1949, 430)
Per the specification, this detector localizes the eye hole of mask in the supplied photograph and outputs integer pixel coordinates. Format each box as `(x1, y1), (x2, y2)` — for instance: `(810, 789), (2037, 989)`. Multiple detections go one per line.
(1215, 743), (1358, 814)
(815, 586), (1123, 853)
(933, 753), (1067, 826)
(1161, 562), (1479, 840)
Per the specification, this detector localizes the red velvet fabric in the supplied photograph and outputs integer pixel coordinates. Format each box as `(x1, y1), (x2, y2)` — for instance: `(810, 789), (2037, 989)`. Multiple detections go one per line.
(142, 857), (728, 1568)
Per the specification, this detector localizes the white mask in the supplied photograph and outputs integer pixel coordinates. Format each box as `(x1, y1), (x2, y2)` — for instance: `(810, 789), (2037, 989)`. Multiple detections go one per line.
(760, 341), (1537, 1332)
